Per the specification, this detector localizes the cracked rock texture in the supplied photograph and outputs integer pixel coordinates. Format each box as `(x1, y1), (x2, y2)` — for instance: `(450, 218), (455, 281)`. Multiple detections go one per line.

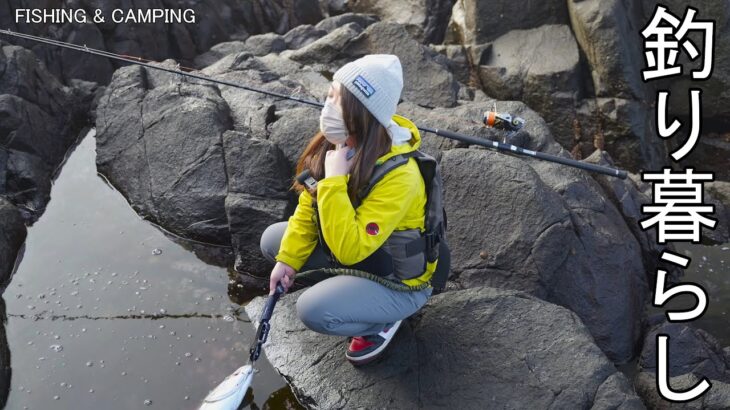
(95, 41), (654, 364)
(96, 63), (233, 244)
(397, 100), (650, 364)
(3, 2), (729, 409)
(0, 198), (25, 287)
(49, 7), (730, 409)
(636, 373), (730, 410)
(440, 0), (730, 173)
(639, 320), (730, 383)
(245, 286), (646, 410)
(632, 320), (730, 409)
(0, 42), (92, 219)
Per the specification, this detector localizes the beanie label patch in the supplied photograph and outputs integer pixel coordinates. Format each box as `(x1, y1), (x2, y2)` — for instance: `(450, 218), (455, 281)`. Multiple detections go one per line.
(352, 75), (375, 98)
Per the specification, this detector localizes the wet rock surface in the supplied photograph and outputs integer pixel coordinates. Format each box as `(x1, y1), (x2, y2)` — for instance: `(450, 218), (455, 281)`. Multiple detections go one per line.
(246, 286), (645, 410)
(96, 50), (649, 365)
(0, 42), (91, 219)
(0, 198), (25, 286)
(1, 134), (300, 409)
(633, 319), (730, 409)
(440, 140), (647, 363)
(2, 3), (729, 409)
(636, 372), (730, 410)
(95, 56), (304, 261)
(639, 320), (730, 383)
(96, 64), (232, 244)
(476, 24), (582, 141)
(445, 0), (568, 44)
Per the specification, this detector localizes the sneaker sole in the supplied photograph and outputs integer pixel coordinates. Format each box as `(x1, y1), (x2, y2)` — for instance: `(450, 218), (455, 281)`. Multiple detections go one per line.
(347, 350), (387, 366)
(346, 321), (402, 366)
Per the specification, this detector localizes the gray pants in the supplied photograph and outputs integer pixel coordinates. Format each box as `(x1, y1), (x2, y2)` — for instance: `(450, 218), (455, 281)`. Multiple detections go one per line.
(260, 221), (433, 337)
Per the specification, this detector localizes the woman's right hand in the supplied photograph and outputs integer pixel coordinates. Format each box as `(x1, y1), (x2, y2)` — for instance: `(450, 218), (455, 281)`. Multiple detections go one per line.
(270, 261), (296, 295)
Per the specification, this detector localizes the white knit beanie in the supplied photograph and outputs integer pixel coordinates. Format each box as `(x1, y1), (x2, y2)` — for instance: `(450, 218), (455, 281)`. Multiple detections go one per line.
(333, 54), (404, 132)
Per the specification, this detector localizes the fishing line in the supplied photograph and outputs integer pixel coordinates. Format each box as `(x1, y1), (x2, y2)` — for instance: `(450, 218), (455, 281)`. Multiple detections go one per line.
(0, 28), (628, 179)
(0, 28), (324, 108)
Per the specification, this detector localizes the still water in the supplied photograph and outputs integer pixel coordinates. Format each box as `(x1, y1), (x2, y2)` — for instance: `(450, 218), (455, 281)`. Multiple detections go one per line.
(2, 128), (728, 409)
(647, 241), (730, 344)
(3, 130), (304, 409)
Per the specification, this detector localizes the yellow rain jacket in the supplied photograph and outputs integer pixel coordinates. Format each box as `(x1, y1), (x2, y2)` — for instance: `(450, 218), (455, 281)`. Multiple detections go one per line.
(275, 114), (437, 287)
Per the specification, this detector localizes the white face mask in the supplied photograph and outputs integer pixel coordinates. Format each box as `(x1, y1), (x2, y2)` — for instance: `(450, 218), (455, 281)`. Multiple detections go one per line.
(319, 98), (348, 145)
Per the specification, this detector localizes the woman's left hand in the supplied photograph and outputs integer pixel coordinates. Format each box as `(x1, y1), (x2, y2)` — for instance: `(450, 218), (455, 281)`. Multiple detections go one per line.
(324, 146), (354, 178)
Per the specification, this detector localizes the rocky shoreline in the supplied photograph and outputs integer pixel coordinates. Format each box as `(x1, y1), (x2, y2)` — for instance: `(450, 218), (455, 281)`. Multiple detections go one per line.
(1, 1), (730, 409)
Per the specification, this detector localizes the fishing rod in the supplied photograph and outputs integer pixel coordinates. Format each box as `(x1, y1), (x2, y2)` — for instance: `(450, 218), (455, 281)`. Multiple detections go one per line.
(0, 28), (627, 179)
(0, 28), (322, 108)
(200, 282), (285, 410)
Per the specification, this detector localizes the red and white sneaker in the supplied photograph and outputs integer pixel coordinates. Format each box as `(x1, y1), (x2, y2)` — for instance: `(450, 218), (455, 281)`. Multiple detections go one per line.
(345, 320), (403, 366)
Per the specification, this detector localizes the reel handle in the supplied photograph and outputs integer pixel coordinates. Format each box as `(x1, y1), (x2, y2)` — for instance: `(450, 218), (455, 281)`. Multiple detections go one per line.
(483, 111), (526, 132)
(249, 281), (285, 362)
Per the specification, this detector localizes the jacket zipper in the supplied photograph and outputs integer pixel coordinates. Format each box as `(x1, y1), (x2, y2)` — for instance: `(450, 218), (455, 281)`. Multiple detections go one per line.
(312, 201), (338, 267)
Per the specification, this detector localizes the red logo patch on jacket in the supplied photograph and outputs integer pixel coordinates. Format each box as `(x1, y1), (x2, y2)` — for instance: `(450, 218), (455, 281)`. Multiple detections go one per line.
(365, 222), (380, 235)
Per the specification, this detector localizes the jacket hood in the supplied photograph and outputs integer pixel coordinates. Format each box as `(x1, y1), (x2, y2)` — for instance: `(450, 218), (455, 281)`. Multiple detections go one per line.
(375, 114), (421, 165)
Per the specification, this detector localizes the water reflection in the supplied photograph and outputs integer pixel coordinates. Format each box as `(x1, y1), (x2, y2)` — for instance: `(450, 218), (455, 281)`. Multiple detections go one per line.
(0, 298), (10, 408)
(647, 241), (730, 344)
(2, 129), (303, 409)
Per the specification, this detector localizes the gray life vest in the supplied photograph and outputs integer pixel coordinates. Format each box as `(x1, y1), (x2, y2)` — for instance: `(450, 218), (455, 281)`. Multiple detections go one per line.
(311, 150), (451, 292)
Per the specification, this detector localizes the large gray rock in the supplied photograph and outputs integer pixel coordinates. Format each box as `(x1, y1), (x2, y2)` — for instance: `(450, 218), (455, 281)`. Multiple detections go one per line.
(592, 373), (648, 410)
(393, 101), (476, 157)
(639, 320), (730, 383)
(640, 0), (730, 121)
(567, 0), (648, 101)
(345, 0), (428, 32)
(267, 106), (324, 168)
(0, 43), (90, 218)
(283, 23), (365, 65)
(343, 0), (454, 44)
(202, 51), (300, 80)
(204, 58), (322, 137)
(96, 54), (322, 264)
(245, 286), (644, 409)
(565, 0), (668, 171)
(477, 25), (582, 145)
(282, 24), (329, 50)
(635, 372), (730, 409)
(707, 181), (730, 210)
(0, 198), (25, 286)
(635, 321), (730, 406)
(571, 97), (656, 172)
(428, 44), (474, 86)
(478, 25), (581, 102)
(582, 150), (683, 280)
(223, 130), (292, 274)
(424, 101), (648, 363)
(193, 41), (249, 68)
(313, 12), (380, 33)
(95, 63), (232, 244)
(445, 0), (568, 44)
(193, 33), (289, 68)
(241, 32), (288, 56)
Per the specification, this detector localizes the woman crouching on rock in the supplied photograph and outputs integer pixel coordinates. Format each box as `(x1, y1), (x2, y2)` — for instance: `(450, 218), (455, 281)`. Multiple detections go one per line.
(260, 54), (437, 366)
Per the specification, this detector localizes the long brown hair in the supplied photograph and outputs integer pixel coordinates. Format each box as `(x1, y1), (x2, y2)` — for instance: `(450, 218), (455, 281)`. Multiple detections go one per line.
(292, 85), (392, 204)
